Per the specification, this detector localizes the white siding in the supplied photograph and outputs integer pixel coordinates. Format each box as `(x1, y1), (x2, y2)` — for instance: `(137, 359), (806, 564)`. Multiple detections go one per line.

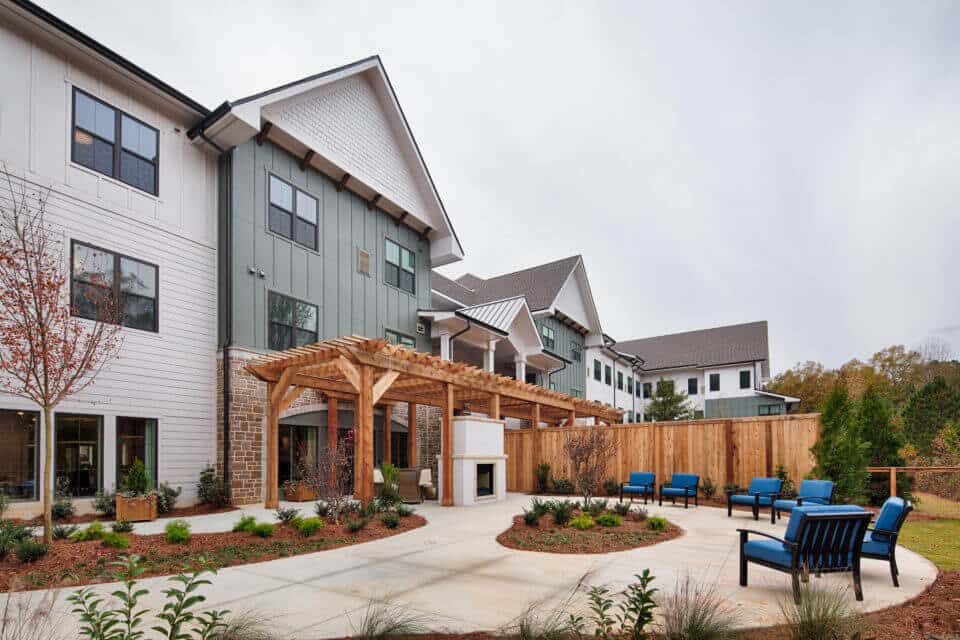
(585, 346), (639, 421)
(0, 15), (217, 515)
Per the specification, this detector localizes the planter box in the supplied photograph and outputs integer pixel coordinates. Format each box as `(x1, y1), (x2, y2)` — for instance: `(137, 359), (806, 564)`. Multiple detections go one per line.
(284, 483), (316, 502)
(116, 494), (157, 522)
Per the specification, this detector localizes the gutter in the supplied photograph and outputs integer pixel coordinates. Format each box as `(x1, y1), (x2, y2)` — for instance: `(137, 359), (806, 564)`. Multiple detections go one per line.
(220, 150), (233, 487)
(448, 319), (471, 361)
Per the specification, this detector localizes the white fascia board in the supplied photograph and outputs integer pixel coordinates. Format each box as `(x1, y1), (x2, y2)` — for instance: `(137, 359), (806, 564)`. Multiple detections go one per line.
(430, 288), (469, 308)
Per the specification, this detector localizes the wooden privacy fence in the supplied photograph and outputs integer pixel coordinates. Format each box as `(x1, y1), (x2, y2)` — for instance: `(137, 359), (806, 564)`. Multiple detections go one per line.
(504, 413), (821, 493)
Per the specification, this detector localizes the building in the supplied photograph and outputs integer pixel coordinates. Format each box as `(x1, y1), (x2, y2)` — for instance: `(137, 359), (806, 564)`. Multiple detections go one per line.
(614, 321), (799, 419)
(0, 0), (218, 516)
(584, 335), (644, 422)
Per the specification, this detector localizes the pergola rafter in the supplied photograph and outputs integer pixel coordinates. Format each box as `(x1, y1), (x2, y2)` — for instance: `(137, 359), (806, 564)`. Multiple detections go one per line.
(246, 336), (622, 508)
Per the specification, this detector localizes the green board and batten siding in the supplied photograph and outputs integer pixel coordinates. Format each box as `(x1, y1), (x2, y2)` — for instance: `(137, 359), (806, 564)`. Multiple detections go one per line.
(534, 315), (586, 397)
(226, 139), (431, 352)
(704, 396), (786, 419)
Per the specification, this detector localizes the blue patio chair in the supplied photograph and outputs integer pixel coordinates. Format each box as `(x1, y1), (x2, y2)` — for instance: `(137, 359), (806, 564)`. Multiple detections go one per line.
(659, 472), (700, 508)
(773, 479), (835, 521)
(619, 472), (656, 504)
(739, 505), (872, 603)
(727, 477), (783, 524)
(861, 496), (914, 587)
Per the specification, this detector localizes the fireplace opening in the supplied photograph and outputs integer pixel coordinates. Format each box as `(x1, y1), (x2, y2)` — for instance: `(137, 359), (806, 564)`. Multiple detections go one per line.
(476, 463), (494, 498)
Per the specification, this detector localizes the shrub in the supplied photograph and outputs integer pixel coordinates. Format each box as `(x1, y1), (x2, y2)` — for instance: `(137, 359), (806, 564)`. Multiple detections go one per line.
(52, 523), (79, 540)
(569, 514), (595, 530)
(52, 478), (75, 521)
(648, 516), (668, 532)
(701, 477), (717, 499)
(197, 464), (230, 508)
(551, 478), (574, 495)
(156, 483), (181, 514)
(93, 490), (116, 517)
(661, 575), (737, 640)
(381, 511), (401, 529)
(396, 504), (415, 518)
(548, 499), (576, 525)
(70, 521), (107, 542)
(602, 477), (620, 496)
(14, 540), (48, 563)
(120, 458), (150, 496)
(535, 463), (551, 494)
(596, 513), (623, 527)
(293, 516), (324, 537)
(0, 520), (30, 559)
(586, 498), (608, 518)
(346, 516), (369, 533)
(274, 507), (300, 525)
(775, 464), (796, 499)
(100, 532), (129, 549)
(350, 598), (429, 639)
(250, 522), (274, 538)
(0, 493), (8, 520)
(585, 570), (658, 639)
(632, 507), (649, 522)
(165, 519), (191, 544)
(780, 584), (862, 640)
(314, 501), (331, 517)
(613, 502), (630, 517)
(378, 463), (402, 507)
(522, 508), (541, 526)
(232, 514), (257, 533)
(112, 520), (134, 533)
(528, 497), (549, 518)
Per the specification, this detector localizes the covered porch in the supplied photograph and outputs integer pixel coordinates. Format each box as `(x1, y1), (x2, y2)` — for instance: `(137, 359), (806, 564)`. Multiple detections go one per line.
(245, 336), (622, 508)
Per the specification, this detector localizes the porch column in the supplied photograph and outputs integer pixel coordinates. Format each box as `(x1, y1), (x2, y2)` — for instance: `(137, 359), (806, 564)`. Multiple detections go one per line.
(355, 365), (375, 505)
(483, 339), (497, 372)
(407, 402), (417, 467)
(489, 393), (501, 421)
(568, 408), (576, 427)
(441, 382), (454, 506)
(327, 397), (338, 489)
(514, 355), (526, 382)
(439, 329), (451, 361)
(265, 382), (279, 509)
(383, 404), (392, 465)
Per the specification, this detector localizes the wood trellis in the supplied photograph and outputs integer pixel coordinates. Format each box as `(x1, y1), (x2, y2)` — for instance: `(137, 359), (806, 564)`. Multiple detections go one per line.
(246, 335), (623, 508)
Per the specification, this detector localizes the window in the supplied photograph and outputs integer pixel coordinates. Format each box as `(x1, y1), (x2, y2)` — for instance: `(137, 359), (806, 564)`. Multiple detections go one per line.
(617, 371), (624, 390)
(385, 329), (416, 349)
(0, 409), (39, 501)
(570, 341), (582, 362)
(525, 371), (540, 386)
(627, 376), (633, 394)
(688, 378), (698, 395)
(604, 365), (612, 386)
(642, 382), (652, 399)
(740, 370), (751, 389)
(55, 414), (102, 497)
(116, 417), (157, 490)
(656, 379), (675, 395)
(71, 241), (158, 332)
(268, 292), (318, 351)
(269, 175), (318, 250)
(709, 373), (720, 392)
(593, 359), (602, 381)
(385, 238), (416, 294)
(627, 411), (634, 422)
(357, 248), (371, 275)
(541, 325), (556, 350)
(570, 388), (582, 398)
(279, 425), (317, 486)
(759, 404), (782, 416)
(72, 89), (158, 195)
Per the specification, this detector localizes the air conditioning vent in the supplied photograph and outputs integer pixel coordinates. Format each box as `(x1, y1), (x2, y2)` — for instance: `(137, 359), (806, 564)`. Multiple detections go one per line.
(357, 248), (371, 275)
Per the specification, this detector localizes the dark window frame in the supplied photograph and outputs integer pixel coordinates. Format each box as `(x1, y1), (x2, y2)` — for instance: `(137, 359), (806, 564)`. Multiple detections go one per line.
(267, 174), (319, 251)
(54, 412), (103, 498)
(593, 359), (602, 381)
(70, 240), (159, 332)
(115, 417), (158, 490)
(740, 370), (752, 389)
(688, 377), (698, 395)
(71, 87), (159, 196)
(627, 376), (633, 394)
(268, 290), (318, 351)
(709, 373), (720, 392)
(604, 365), (612, 386)
(540, 324), (556, 350)
(0, 409), (40, 502)
(570, 341), (582, 362)
(617, 371), (624, 390)
(384, 238), (416, 295)
(570, 388), (582, 398)
(642, 382), (652, 399)
(759, 404), (782, 416)
(385, 329), (417, 349)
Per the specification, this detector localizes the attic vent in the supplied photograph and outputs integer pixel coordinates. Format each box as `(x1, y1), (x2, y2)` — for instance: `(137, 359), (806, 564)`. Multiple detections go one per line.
(357, 248), (371, 275)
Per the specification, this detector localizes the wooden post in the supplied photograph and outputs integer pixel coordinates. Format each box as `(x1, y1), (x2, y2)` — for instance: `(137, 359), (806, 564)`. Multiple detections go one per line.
(407, 401), (417, 467)
(531, 403), (541, 490)
(568, 409), (576, 427)
(890, 467), (897, 498)
(441, 383), (454, 506)
(490, 393), (501, 421)
(724, 419), (735, 487)
(355, 365), (375, 505)
(383, 404), (392, 465)
(265, 382), (279, 509)
(327, 397), (338, 489)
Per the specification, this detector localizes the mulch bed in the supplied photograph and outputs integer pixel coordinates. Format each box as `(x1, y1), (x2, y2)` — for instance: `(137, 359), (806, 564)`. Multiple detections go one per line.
(497, 512), (681, 554)
(1, 513), (426, 592)
(11, 503), (238, 526)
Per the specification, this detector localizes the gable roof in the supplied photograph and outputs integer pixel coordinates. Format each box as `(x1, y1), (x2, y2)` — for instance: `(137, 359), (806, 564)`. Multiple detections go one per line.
(616, 321), (770, 377)
(458, 296), (529, 334)
(435, 255), (581, 310)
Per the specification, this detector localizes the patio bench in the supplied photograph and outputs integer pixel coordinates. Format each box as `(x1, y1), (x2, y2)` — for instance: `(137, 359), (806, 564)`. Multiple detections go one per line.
(620, 472), (656, 504)
(739, 504), (872, 603)
(727, 476), (783, 524)
(773, 479), (835, 521)
(659, 473), (700, 508)
(861, 496), (914, 587)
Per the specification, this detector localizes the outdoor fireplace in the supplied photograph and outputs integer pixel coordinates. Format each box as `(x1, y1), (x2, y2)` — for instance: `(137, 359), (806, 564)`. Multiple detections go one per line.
(437, 416), (507, 506)
(476, 463), (494, 498)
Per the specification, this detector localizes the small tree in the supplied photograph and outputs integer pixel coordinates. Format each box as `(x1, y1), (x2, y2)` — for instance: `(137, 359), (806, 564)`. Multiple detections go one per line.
(901, 376), (960, 456)
(563, 428), (617, 508)
(0, 173), (122, 543)
(811, 385), (869, 503)
(301, 429), (355, 523)
(858, 384), (909, 503)
(645, 378), (693, 422)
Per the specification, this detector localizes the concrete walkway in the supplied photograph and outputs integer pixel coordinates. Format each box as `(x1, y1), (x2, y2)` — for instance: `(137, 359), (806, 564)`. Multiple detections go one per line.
(5, 494), (938, 638)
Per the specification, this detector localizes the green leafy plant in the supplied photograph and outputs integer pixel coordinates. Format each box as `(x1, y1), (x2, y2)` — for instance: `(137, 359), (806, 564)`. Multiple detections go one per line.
(569, 514), (595, 530)
(550, 478), (574, 495)
(165, 519), (191, 544)
(701, 477), (717, 499)
(70, 521), (107, 542)
(586, 498), (608, 518)
(586, 585), (615, 639)
(93, 490), (117, 517)
(779, 584), (862, 640)
(0, 492), (8, 520)
(112, 520), (134, 533)
(661, 575), (736, 640)
(380, 511), (400, 529)
(616, 570), (658, 640)
(775, 465), (796, 499)
(378, 463), (402, 507)
(346, 516), (369, 533)
(0, 519), (31, 558)
(52, 523), (79, 540)
(522, 508), (541, 526)
(120, 458), (151, 496)
(14, 540), (48, 563)
(648, 516), (668, 532)
(596, 513), (623, 527)
(535, 463), (551, 494)
(156, 483), (182, 514)
(250, 523), (274, 538)
(314, 501), (331, 517)
(274, 507), (300, 525)
(232, 515), (257, 533)
(613, 502), (630, 517)
(603, 477), (620, 496)
(395, 504), (415, 518)
(293, 516), (324, 537)
(52, 477), (75, 521)
(548, 499), (576, 525)
(100, 532), (129, 549)
(528, 497), (550, 518)
(197, 464), (230, 508)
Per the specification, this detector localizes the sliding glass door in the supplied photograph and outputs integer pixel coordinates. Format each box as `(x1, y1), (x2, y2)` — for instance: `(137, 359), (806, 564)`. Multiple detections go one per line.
(117, 417), (158, 488)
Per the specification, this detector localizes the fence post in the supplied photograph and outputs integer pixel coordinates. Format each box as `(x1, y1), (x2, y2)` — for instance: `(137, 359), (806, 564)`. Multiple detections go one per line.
(889, 467), (897, 498)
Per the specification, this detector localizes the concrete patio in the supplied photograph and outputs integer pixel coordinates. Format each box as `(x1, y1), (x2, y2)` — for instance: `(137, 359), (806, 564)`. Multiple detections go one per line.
(4, 493), (938, 637)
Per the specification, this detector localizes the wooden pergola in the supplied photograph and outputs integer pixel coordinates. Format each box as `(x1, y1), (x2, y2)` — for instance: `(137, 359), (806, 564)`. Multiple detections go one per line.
(245, 336), (623, 508)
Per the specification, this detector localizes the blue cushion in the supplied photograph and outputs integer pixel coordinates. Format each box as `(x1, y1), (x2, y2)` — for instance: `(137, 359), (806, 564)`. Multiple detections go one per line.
(628, 472), (655, 487)
(661, 486), (694, 498)
(730, 494), (774, 507)
(861, 534), (891, 557)
(797, 479), (834, 502)
(871, 497), (906, 542)
(748, 477), (783, 495)
(622, 485), (654, 495)
(670, 473), (699, 489)
(774, 498), (800, 512)
(743, 540), (792, 567)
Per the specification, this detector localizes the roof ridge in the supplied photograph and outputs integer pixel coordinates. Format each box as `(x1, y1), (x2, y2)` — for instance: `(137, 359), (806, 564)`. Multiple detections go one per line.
(474, 254), (581, 284)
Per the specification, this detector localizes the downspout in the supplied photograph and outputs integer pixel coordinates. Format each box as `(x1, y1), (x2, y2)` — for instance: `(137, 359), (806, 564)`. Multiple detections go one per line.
(220, 149), (233, 487)
(547, 359), (566, 389)
(448, 319), (471, 361)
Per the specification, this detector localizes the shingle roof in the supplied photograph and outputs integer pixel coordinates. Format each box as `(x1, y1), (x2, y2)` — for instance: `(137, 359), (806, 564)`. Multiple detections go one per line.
(433, 255), (581, 311)
(616, 321), (770, 377)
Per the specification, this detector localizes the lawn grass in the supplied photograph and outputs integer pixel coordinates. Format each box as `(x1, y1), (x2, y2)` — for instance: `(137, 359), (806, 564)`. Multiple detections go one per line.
(899, 519), (960, 571)
(911, 491), (960, 518)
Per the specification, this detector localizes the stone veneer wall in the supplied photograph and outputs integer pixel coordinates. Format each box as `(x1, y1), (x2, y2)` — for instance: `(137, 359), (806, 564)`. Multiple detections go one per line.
(390, 403), (442, 483)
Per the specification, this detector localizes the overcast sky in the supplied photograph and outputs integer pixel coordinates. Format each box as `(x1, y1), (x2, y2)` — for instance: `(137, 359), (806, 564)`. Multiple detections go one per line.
(40, 0), (959, 374)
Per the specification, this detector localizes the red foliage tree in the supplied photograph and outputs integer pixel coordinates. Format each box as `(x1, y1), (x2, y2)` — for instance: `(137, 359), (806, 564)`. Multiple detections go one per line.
(0, 173), (122, 543)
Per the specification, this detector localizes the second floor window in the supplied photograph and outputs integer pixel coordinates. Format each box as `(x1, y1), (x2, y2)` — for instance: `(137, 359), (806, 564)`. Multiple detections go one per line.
(385, 329), (416, 349)
(72, 89), (158, 195)
(541, 325), (556, 350)
(71, 241), (158, 332)
(268, 291), (317, 350)
(688, 378), (698, 395)
(385, 238), (415, 294)
(709, 373), (720, 392)
(570, 341), (582, 362)
(593, 359), (602, 381)
(627, 376), (633, 394)
(617, 371), (624, 390)
(740, 370), (752, 389)
(642, 382), (652, 399)
(269, 176), (318, 250)
(604, 365), (612, 386)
